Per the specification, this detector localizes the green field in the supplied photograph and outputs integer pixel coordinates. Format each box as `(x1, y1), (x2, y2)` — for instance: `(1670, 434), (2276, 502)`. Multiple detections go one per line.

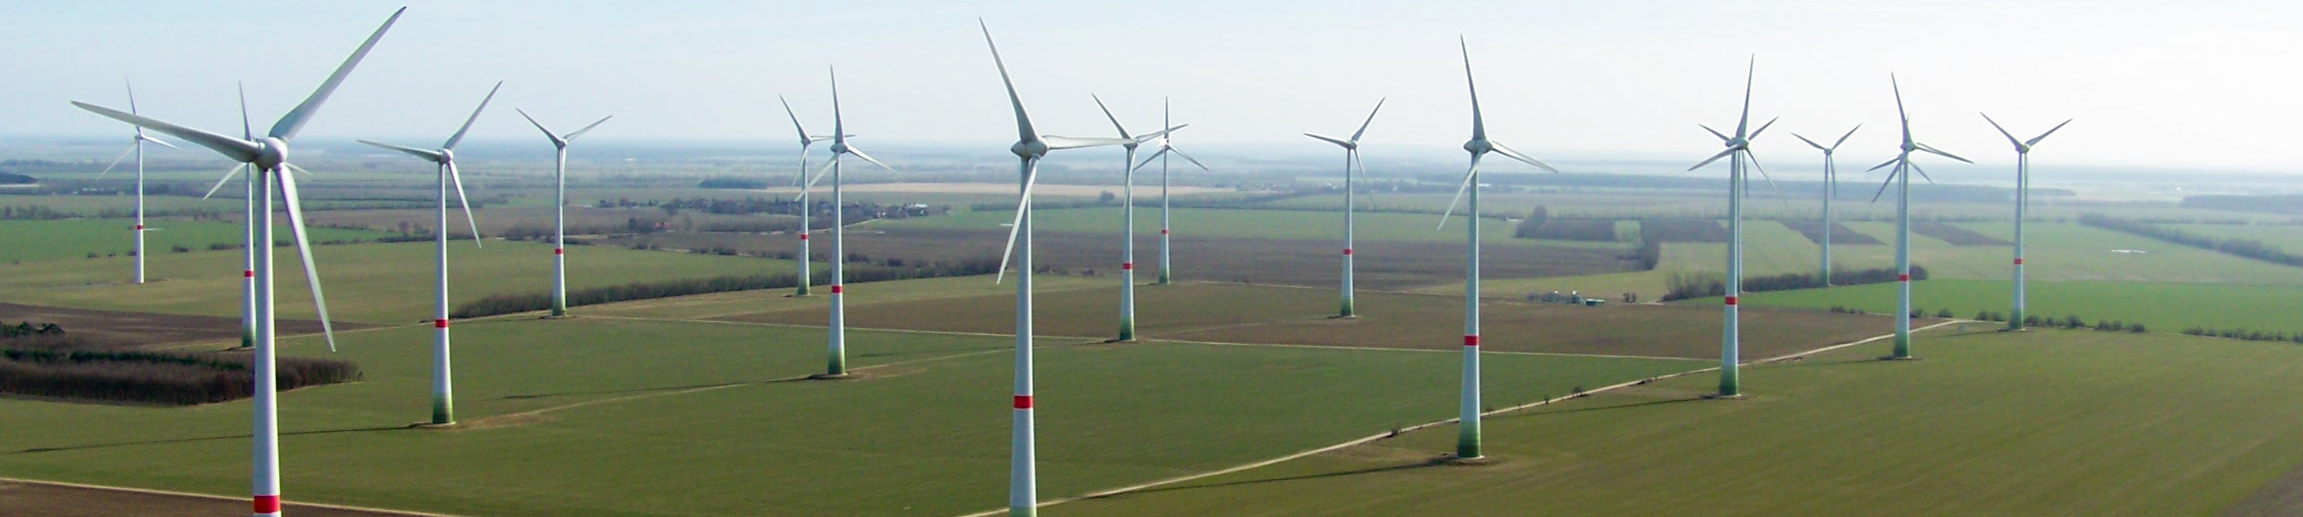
(0, 240), (799, 326)
(2174, 223), (2303, 252)
(1732, 279), (2303, 333)
(0, 218), (390, 264)
(1656, 221), (2303, 285)
(1050, 329), (2303, 516)
(0, 315), (1697, 516)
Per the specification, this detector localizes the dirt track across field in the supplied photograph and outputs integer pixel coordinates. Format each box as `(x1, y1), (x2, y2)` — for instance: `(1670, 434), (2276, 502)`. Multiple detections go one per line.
(0, 479), (450, 517)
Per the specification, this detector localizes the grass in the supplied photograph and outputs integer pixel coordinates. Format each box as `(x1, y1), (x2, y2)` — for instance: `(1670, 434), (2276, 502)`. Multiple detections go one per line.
(1733, 278), (2303, 333)
(1660, 221), (2303, 284)
(0, 240), (800, 326)
(0, 218), (388, 264)
(1048, 329), (2303, 516)
(0, 316), (1696, 517)
(2173, 223), (2303, 252)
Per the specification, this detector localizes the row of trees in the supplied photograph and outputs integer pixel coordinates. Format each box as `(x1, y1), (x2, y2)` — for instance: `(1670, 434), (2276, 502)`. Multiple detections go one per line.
(1662, 266), (1927, 301)
(0, 337), (361, 405)
(2181, 327), (2303, 343)
(2079, 213), (2303, 267)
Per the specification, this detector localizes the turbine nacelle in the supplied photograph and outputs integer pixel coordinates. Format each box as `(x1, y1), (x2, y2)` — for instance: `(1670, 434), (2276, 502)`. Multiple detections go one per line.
(1012, 140), (1047, 159)
(256, 138), (289, 171)
(1462, 138), (1492, 156)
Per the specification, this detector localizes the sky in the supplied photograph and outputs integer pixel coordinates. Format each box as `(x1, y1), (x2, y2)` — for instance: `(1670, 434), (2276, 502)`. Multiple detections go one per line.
(3, 0), (2299, 174)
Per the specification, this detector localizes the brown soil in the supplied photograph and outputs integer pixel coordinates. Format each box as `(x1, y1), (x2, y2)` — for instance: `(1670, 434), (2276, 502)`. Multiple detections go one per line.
(0, 303), (352, 349)
(0, 479), (436, 517)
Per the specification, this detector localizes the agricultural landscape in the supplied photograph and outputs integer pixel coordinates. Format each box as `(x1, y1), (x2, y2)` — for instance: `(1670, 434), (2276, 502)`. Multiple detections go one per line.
(5, 3), (2303, 517)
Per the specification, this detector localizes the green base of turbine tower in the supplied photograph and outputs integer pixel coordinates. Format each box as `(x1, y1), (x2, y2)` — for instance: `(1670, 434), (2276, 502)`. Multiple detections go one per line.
(431, 401), (453, 426)
(2007, 308), (2025, 331)
(1339, 299), (1355, 318)
(1718, 368), (1740, 397)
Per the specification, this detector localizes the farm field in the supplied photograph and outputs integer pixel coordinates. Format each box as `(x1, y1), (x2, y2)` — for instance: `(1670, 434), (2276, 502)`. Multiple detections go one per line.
(1732, 279), (2303, 333)
(0, 315), (1698, 517)
(0, 240), (798, 326)
(727, 282), (1912, 360)
(1660, 221), (2303, 284)
(0, 218), (390, 263)
(1047, 329), (2303, 517)
(875, 206), (1625, 248)
(2172, 223), (2303, 252)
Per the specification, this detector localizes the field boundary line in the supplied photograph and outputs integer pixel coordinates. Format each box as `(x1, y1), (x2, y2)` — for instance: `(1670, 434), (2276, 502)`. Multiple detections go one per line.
(0, 476), (465, 517)
(951, 319), (1968, 517)
(1146, 336), (1707, 362)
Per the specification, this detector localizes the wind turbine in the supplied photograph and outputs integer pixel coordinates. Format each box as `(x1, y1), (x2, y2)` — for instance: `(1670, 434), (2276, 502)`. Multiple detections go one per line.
(73, 7), (395, 516)
(1865, 75), (1972, 359)
(1437, 38), (1559, 460)
(358, 81), (498, 426)
(1091, 96), (1181, 341)
(513, 109), (610, 318)
(1685, 58), (1779, 398)
(1304, 99), (1384, 318)
(982, 20), (1134, 516)
(1132, 99), (1209, 285)
(193, 85), (258, 351)
(92, 80), (180, 285)
(778, 96), (833, 298)
(1792, 125), (1860, 286)
(793, 67), (898, 378)
(1981, 113), (2069, 331)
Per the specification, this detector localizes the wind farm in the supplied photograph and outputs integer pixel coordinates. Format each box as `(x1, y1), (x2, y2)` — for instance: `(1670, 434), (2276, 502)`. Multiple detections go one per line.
(4, 4), (2302, 517)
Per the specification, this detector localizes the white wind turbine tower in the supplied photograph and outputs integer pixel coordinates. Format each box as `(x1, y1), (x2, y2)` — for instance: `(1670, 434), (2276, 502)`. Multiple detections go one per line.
(792, 67), (898, 378)
(1686, 58), (1780, 398)
(778, 96), (833, 298)
(359, 81), (499, 426)
(92, 80), (181, 285)
(72, 7), (394, 515)
(1980, 113), (2069, 331)
(1437, 38), (1559, 460)
(1864, 75), (1972, 359)
(513, 109), (610, 318)
(981, 20), (1134, 516)
(194, 85), (259, 351)
(1792, 125), (1861, 286)
(1090, 96), (1181, 341)
(1304, 99), (1384, 318)
(1132, 99), (1209, 285)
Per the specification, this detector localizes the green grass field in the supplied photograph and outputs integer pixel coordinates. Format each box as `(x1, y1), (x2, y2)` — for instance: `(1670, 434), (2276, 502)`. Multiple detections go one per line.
(0, 315), (1697, 516)
(1049, 329), (2303, 516)
(0, 240), (799, 326)
(1731, 279), (2303, 333)
(0, 218), (390, 263)
(1656, 221), (2303, 285)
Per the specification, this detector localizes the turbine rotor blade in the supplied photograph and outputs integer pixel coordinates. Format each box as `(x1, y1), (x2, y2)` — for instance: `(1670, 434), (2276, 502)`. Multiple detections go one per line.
(1041, 135), (1133, 150)
(1910, 162), (1936, 184)
(443, 81), (503, 151)
(1699, 124), (1730, 143)
(1833, 125), (1861, 149)
(779, 95), (810, 145)
(202, 163), (247, 200)
(1091, 94), (1131, 140)
(1303, 133), (1352, 148)
(1867, 156), (1900, 172)
(1749, 117), (1779, 141)
(846, 147), (898, 173)
(95, 144), (137, 179)
(1915, 143), (1972, 164)
(1490, 142), (1559, 173)
(447, 161), (483, 247)
(994, 158), (1041, 284)
(514, 108), (562, 145)
(1461, 36), (1486, 141)
(238, 82), (253, 140)
(1437, 154), (1483, 230)
(138, 135), (182, 149)
(1980, 112), (2023, 151)
(271, 7), (405, 140)
(980, 19), (1038, 143)
(1869, 161), (1902, 203)
(1350, 97), (1385, 142)
(564, 116), (612, 141)
(2027, 119), (2072, 147)
(358, 139), (445, 163)
(72, 102), (259, 163)
(801, 156), (840, 193)
(1165, 146), (1211, 171)
(1792, 132), (1826, 151)
(1689, 148), (1736, 171)
(1132, 148), (1169, 171)
(275, 167), (338, 351)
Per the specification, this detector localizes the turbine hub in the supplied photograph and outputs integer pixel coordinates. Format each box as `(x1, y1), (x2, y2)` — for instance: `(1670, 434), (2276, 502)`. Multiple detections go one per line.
(1011, 140), (1047, 159)
(1462, 138), (1491, 155)
(440, 149), (455, 164)
(255, 137), (289, 171)
(831, 141), (850, 154)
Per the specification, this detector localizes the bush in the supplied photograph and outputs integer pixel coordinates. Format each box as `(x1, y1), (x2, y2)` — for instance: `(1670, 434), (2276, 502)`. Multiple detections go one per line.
(1660, 265), (1926, 301)
(0, 347), (361, 405)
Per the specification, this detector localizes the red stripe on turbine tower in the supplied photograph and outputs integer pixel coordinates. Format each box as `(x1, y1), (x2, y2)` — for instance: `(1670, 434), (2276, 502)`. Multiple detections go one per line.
(2014, 258), (2023, 265)
(254, 495), (281, 513)
(554, 247), (564, 255)
(1463, 335), (1479, 347)
(799, 233), (809, 240)
(1120, 262), (1133, 270)
(135, 224), (145, 230)
(244, 270), (255, 278)
(1160, 228), (1169, 235)
(434, 319), (448, 328)
(1724, 296), (1738, 305)
(1898, 274), (1911, 282)
(1342, 248), (1353, 255)
(830, 285), (843, 294)
(1013, 395), (1033, 409)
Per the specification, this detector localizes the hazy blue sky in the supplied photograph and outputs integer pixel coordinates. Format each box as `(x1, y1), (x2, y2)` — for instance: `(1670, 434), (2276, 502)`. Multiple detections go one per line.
(4, 0), (2298, 172)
